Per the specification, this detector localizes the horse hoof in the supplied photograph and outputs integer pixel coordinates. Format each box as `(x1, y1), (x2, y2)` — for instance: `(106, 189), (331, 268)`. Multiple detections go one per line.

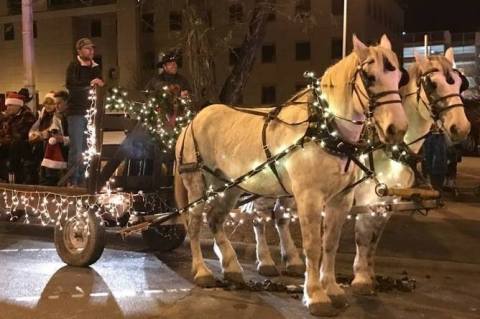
(224, 272), (245, 284)
(308, 302), (340, 317)
(351, 282), (375, 296)
(328, 294), (349, 309)
(258, 265), (280, 277)
(194, 275), (216, 288)
(285, 264), (305, 277)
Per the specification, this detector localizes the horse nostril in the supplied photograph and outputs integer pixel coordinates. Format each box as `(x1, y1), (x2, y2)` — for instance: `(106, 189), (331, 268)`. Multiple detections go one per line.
(450, 125), (458, 136)
(386, 124), (396, 137)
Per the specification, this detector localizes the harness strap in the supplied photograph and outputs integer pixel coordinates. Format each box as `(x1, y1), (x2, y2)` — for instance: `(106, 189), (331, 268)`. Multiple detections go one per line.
(261, 106), (290, 194)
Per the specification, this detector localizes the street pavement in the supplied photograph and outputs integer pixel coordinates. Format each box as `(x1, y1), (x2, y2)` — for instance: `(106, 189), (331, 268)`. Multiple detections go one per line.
(0, 233), (479, 319)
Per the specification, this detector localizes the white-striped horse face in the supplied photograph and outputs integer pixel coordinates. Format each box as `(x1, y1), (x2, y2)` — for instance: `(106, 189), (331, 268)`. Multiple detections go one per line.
(415, 50), (471, 143)
(353, 35), (408, 144)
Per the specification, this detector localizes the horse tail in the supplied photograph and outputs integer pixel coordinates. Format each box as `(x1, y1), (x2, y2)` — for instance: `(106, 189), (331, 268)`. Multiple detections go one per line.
(174, 166), (188, 210)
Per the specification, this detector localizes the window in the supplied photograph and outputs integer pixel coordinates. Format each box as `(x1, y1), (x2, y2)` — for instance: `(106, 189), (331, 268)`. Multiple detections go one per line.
(331, 0), (344, 15)
(229, 47), (242, 66)
(33, 21), (37, 39)
(262, 44), (276, 63)
(169, 11), (182, 31)
(296, 41), (311, 61)
(91, 19), (102, 38)
(261, 85), (276, 104)
(256, 0), (276, 21)
(295, 0), (311, 18)
(4, 23), (14, 41)
(229, 3), (244, 23)
(331, 38), (342, 60)
(142, 13), (154, 33)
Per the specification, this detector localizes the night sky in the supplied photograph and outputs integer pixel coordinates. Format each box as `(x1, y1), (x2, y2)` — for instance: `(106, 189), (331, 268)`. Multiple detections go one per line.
(403, 0), (480, 33)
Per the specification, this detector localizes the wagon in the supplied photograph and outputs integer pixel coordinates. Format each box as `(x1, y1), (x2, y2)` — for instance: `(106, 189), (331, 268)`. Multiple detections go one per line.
(0, 87), (186, 266)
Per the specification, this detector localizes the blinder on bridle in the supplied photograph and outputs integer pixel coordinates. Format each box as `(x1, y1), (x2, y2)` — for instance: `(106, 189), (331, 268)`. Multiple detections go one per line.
(353, 60), (403, 117)
(416, 67), (467, 121)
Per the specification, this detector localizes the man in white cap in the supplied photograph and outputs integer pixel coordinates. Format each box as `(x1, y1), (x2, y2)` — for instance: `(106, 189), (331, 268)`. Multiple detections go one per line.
(0, 92), (36, 183)
(65, 37), (104, 186)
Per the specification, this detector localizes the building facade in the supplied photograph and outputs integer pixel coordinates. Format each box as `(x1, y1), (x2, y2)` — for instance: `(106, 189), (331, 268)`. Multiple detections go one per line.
(0, 0), (404, 105)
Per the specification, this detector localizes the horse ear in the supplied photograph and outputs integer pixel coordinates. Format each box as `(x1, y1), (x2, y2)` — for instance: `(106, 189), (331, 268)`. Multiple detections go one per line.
(379, 34), (392, 50)
(445, 47), (456, 66)
(353, 34), (368, 60)
(415, 53), (429, 70)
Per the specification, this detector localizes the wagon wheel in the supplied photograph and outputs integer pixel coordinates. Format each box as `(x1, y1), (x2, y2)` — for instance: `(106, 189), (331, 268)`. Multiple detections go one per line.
(141, 223), (187, 252)
(54, 210), (106, 267)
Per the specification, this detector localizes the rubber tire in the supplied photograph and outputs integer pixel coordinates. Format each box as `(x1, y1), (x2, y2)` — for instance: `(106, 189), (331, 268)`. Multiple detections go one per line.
(142, 224), (187, 252)
(54, 210), (106, 267)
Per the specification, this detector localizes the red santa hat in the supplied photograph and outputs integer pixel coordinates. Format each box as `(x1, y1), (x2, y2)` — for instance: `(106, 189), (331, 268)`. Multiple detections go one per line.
(5, 92), (24, 107)
(41, 138), (67, 169)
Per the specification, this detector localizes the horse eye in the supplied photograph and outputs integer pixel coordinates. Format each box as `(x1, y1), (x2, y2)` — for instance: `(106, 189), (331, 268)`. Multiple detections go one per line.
(383, 57), (396, 72)
(446, 73), (455, 85)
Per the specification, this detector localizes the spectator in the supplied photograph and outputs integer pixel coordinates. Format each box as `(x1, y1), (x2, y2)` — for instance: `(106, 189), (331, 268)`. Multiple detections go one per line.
(0, 92), (36, 183)
(65, 38), (104, 186)
(29, 93), (68, 185)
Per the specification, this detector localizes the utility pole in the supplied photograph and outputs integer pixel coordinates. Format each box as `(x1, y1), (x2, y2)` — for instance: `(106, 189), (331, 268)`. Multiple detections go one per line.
(342, 0), (348, 58)
(21, 0), (36, 111)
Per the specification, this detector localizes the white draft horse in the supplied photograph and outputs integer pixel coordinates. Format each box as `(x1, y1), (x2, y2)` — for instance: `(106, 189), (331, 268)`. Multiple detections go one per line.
(352, 48), (471, 294)
(175, 35), (408, 316)
(249, 48), (471, 297)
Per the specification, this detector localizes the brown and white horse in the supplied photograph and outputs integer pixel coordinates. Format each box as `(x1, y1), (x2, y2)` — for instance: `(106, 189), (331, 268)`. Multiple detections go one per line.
(174, 35), (408, 316)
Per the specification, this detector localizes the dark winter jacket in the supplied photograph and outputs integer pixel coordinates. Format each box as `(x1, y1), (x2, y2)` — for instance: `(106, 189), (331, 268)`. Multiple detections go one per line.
(65, 57), (102, 116)
(0, 106), (36, 145)
(423, 133), (448, 176)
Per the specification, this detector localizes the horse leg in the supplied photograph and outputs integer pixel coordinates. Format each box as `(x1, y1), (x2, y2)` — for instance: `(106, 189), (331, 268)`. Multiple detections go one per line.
(296, 193), (338, 317)
(253, 217), (280, 276)
(321, 192), (354, 309)
(352, 212), (392, 295)
(183, 176), (216, 288)
(207, 191), (245, 284)
(274, 216), (305, 277)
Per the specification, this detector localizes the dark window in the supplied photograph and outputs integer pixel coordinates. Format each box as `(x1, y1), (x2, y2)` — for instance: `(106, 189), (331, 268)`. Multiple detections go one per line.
(295, 0), (311, 18)
(331, 37), (342, 59)
(229, 47), (242, 66)
(296, 41), (311, 61)
(7, 0), (21, 14)
(261, 85), (276, 104)
(33, 21), (37, 39)
(91, 19), (102, 38)
(4, 23), (14, 41)
(256, 0), (276, 21)
(229, 3), (244, 23)
(169, 11), (182, 31)
(262, 44), (276, 63)
(331, 0), (344, 15)
(142, 13), (154, 33)
(143, 51), (155, 69)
